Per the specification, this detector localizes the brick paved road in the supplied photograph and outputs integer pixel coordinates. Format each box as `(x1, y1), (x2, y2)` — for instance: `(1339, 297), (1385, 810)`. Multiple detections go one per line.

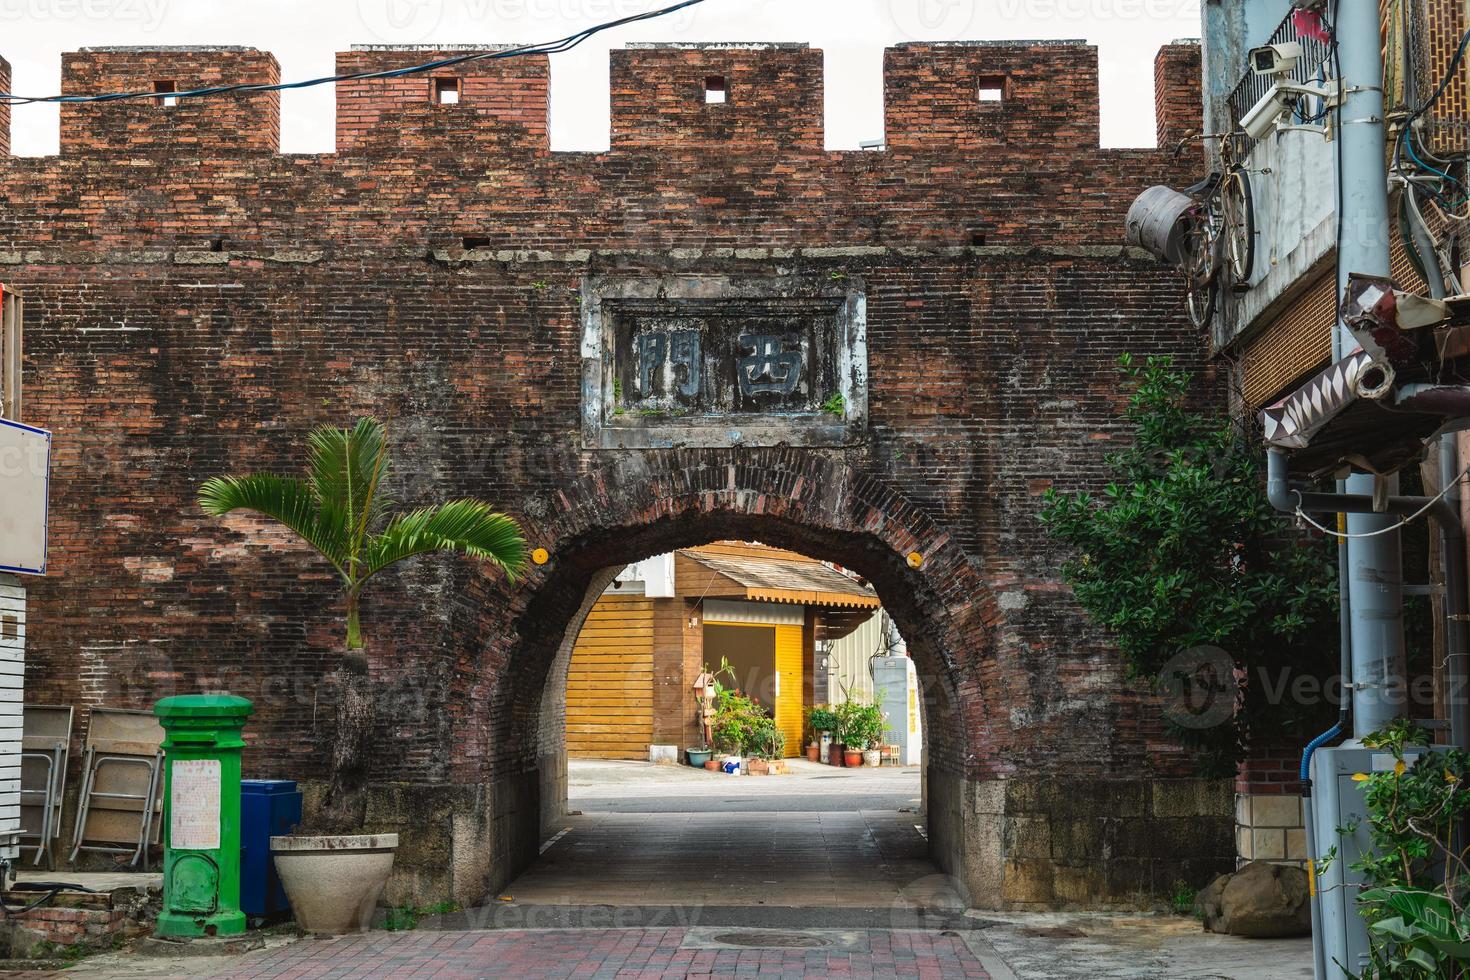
(204, 927), (990, 979)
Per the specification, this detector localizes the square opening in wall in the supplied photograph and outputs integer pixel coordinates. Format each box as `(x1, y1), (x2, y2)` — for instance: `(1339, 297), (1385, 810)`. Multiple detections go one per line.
(153, 80), (177, 108)
(433, 77), (461, 104)
(704, 75), (728, 105)
(977, 76), (1006, 103)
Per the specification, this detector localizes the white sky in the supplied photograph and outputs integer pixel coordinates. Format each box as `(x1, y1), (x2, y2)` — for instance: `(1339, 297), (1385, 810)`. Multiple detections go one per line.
(1, 0), (1202, 156)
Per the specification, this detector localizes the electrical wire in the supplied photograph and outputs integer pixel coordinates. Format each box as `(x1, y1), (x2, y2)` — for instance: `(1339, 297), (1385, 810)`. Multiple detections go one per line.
(0, 0), (708, 106)
(1292, 459), (1470, 539)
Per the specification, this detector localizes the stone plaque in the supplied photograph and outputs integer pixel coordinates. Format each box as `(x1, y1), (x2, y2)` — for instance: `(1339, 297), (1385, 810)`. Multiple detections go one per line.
(170, 759), (221, 851)
(582, 276), (867, 449)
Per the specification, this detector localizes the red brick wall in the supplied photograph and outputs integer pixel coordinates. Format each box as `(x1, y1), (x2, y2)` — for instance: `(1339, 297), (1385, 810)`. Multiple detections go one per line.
(60, 47), (280, 155)
(611, 44), (822, 151)
(0, 56), (10, 157)
(336, 47), (549, 152)
(1154, 42), (1202, 150)
(0, 42), (1208, 795)
(885, 41), (1100, 152)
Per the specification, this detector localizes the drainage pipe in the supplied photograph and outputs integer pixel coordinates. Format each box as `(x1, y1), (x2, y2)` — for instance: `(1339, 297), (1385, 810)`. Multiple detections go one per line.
(1298, 523), (1353, 980)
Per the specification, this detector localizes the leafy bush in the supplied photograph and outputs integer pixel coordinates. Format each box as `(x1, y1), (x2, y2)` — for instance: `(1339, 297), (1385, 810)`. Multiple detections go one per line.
(711, 684), (783, 758)
(834, 699), (885, 750)
(1328, 720), (1470, 978)
(1038, 355), (1338, 774)
(806, 706), (839, 740)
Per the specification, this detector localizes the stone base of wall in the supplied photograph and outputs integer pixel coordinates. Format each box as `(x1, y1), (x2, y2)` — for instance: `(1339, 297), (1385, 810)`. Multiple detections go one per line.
(305, 773), (542, 909)
(360, 766), (1235, 911)
(929, 770), (1235, 909)
(1235, 793), (1307, 865)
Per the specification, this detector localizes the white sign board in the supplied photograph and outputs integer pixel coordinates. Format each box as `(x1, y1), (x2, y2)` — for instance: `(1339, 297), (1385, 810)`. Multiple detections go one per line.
(170, 759), (222, 851)
(0, 419), (48, 576)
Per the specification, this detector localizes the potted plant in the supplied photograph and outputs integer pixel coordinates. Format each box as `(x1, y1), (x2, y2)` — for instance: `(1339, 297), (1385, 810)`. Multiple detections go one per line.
(835, 698), (883, 768)
(198, 418), (525, 934)
(686, 745), (713, 768)
(806, 706), (837, 764)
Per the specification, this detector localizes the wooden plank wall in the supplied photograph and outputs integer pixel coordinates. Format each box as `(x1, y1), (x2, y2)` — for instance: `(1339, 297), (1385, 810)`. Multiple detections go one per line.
(0, 576), (24, 857)
(565, 595), (654, 760)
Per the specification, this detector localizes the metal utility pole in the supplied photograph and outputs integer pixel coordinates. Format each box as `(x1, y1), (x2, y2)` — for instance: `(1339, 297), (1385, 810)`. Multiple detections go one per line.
(1334, 0), (1405, 740)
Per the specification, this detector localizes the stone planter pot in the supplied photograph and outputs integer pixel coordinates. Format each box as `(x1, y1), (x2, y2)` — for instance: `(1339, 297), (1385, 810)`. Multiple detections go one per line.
(828, 742), (846, 767)
(844, 749), (863, 767)
(805, 743), (820, 762)
(686, 747), (713, 768)
(863, 749), (881, 768)
(748, 759), (770, 775)
(271, 834), (399, 935)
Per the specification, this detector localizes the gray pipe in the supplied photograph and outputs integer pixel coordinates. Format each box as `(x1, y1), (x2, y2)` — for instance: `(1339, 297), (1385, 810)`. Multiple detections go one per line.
(1334, 0), (1406, 745)
(1440, 439), (1470, 753)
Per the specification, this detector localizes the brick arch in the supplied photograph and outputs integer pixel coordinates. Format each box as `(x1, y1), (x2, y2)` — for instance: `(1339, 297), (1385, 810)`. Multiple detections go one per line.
(449, 448), (1014, 905)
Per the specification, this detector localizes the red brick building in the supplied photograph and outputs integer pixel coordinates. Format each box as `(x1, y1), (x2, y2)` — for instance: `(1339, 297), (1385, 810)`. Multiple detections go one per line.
(0, 39), (1228, 908)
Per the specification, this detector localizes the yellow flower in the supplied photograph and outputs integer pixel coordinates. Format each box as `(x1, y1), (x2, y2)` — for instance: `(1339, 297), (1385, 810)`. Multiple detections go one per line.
(1352, 773), (1369, 782)
(1395, 760), (1407, 777)
(1448, 769), (1460, 784)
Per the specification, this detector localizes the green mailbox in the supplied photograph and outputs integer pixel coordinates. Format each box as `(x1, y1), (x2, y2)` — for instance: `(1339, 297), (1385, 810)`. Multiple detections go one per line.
(153, 695), (253, 938)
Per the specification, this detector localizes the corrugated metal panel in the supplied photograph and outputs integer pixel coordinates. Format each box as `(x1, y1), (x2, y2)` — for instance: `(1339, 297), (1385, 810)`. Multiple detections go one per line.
(703, 599), (804, 626)
(774, 624), (803, 758)
(824, 612), (883, 703)
(565, 595), (654, 760)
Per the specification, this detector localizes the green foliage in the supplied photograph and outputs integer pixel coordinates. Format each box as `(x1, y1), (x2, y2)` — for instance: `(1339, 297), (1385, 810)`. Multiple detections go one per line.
(822, 392), (845, 416)
(709, 674), (782, 758)
(806, 706), (839, 739)
(1037, 355), (1339, 773)
(834, 698), (885, 750)
(383, 900), (461, 932)
(1168, 880), (1199, 918)
(1333, 720), (1470, 978)
(199, 417), (527, 650)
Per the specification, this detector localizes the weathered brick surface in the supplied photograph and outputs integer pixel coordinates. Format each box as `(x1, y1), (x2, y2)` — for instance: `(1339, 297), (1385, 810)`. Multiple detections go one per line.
(1154, 42), (1202, 150)
(0, 56), (10, 157)
(60, 47), (280, 155)
(1, 41), (1213, 904)
(336, 47), (549, 152)
(885, 42), (1100, 152)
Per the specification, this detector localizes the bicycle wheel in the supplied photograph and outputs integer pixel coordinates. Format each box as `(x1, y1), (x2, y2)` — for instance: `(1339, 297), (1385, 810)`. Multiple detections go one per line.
(1220, 168), (1255, 284)
(1183, 225), (1217, 331)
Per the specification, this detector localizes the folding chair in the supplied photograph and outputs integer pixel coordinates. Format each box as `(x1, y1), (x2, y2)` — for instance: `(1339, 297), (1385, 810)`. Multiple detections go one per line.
(19, 704), (72, 869)
(68, 708), (163, 869)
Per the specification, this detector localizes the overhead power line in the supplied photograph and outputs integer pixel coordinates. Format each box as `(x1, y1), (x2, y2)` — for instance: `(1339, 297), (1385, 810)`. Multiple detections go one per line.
(0, 0), (708, 106)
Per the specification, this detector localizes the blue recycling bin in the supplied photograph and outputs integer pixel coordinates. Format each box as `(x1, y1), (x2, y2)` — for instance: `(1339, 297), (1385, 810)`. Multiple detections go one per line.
(239, 779), (301, 919)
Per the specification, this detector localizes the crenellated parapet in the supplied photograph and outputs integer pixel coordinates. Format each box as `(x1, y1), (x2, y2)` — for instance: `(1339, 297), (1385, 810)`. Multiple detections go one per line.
(610, 43), (823, 152)
(12, 39), (1149, 161)
(335, 46), (549, 153)
(884, 41), (1100, 152)
(59, 46), (280, 155)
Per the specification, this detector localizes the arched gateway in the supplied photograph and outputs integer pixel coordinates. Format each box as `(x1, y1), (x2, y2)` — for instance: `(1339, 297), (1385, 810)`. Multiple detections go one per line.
(3, 39), (1233, 910)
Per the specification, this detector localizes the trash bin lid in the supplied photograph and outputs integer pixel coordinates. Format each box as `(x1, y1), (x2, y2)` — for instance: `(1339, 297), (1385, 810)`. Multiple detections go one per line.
(241, 779), (299, 794)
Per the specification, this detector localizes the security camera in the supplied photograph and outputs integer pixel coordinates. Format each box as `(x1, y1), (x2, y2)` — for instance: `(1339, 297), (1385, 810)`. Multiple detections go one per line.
(1242, 85), (1291, 140)
(1240, 76), (1339, 139)
(1249, 42), (1303, 77)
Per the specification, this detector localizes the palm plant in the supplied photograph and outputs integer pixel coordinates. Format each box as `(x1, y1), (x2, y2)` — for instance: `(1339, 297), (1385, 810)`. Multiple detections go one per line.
(198, 417), (527, 828)
(199, 417), (526, 649)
